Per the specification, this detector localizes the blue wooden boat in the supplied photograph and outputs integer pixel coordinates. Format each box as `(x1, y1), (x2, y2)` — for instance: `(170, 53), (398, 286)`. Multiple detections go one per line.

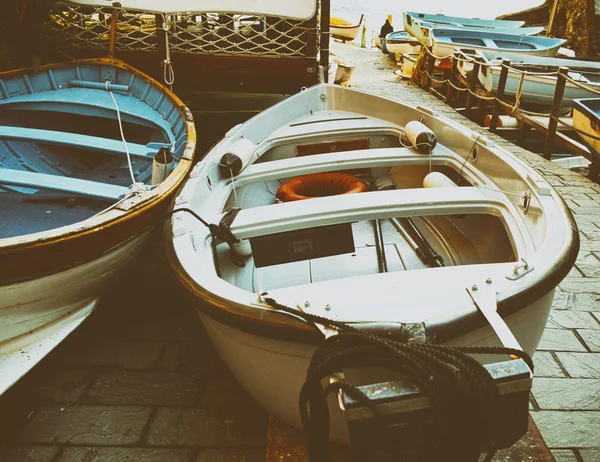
(0, 57), (195, 394)
(573, 98), (600, 155)
(407, 17), (544, 46)
(403, 11), (525, 40)
(430, 28), (566, 57)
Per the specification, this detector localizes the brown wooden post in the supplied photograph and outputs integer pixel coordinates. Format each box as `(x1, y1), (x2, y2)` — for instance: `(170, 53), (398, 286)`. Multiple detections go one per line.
(543, 67), (568, 160)
(489, 59), (511, 133)
(108, 10), (118, 58)
(155, 14), (166, 63)
(465, 58), (481, 114)
(425, 46), (435, 89)
(446, 54), (458, 103)
(320, 0), (331, 82)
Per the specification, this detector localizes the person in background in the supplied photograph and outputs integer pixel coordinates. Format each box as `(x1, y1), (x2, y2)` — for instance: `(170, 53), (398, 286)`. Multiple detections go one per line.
(379, 19), (394, 54)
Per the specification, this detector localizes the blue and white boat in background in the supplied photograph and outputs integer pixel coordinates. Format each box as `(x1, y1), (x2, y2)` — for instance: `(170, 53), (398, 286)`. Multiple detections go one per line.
(477, 51), (600, 108)
(406, 17), (544, 47)
(403, 11), (525, 40)
(430, 28), (567, 57)
(0, 57), (195, 395)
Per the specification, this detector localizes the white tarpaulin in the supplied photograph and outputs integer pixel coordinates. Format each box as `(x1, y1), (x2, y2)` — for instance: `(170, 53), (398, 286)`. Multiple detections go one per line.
(65, 0), (318, 20)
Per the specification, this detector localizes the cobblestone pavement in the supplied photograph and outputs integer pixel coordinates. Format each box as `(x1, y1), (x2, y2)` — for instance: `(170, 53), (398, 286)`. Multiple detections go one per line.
(0, 43), (599, 462)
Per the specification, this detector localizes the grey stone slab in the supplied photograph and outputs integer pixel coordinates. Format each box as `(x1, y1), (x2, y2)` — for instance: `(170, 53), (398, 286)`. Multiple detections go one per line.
(578, 329), (600, 351)
(147, 407), (268, 447)
(20, 406), (151, 445)
(593, 312), (600, 324)
(533, 352), (565, 377)
(556, 352), (600, 378)
(87, 371), (201, 406)
(548, 311), (600, 329)
(573, 199), (600, 207)
(567, 267), (584, 279)
(159, 342), (225, 373)
(118, 318), (190, 342)
(552, 291), (600, 312)
(580, 449), (600, 462)
(532, 378), (600, 410)
(551, 449), (578, 461)
(559, 278), (600, 294)
(575, 252), (600, 278)
(59, 447), (192, 462)
(35, 369), (90, 404)
(537, 328), (587, 351)
(533, 411), (600, 447)
(0, 445), (59, 462)
(199, 374), (260, 408)
(196, 448), (266, 462)
(68, 341), (164, 370)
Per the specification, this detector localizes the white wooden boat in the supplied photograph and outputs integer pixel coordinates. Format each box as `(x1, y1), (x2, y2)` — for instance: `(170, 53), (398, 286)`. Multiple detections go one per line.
(431, 28), (566, 58)
(0, 57), (195, 394)
(166, 84), (578, 446)
(406, 17), (544, 47)
(397, 52), (420, 79)
(385, 31), (421, 55)
(330, 15), (364, 42)
(477, 51), (600, 108)
(573, 98), (600, 154)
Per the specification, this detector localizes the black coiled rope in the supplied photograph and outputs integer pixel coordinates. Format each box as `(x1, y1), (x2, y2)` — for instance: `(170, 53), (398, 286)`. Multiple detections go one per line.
(264, 298), (533, 462)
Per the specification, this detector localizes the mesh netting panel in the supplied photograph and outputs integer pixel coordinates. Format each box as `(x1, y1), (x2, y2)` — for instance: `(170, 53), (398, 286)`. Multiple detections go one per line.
(42, 5), (318, 58)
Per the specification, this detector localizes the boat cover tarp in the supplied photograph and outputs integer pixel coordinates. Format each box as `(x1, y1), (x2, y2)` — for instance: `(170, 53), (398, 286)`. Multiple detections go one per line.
(65, 0), (318, 20)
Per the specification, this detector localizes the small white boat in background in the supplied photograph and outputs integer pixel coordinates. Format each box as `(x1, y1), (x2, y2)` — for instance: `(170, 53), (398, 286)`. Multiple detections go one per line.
(0, 57), (195, 395)
(330, 15), (364, 42)
(166, 83), (578, 446)
(431, 28), (566, 57)
(477, 51), (600, 108)
(385, 31), (421, 55)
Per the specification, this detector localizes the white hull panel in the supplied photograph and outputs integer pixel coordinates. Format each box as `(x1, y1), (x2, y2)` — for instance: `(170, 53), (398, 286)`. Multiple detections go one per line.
(0, 229), (152, 394)
(200, 288), (554, 445)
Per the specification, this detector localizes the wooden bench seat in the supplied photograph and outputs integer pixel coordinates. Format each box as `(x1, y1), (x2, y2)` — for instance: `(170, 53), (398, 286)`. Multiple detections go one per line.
(229, 186), (505, 239)
(0, 168), (129, 201)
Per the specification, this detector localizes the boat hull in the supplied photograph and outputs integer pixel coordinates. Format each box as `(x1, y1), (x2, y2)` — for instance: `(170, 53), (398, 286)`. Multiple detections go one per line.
(573, 98), (600, 154)
(198, 287), (554, 445)
(0, 228), (152, 394)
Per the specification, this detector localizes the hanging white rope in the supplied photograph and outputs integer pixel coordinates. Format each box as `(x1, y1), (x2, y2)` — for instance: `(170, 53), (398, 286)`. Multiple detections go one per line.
(161, 14), (175, 88)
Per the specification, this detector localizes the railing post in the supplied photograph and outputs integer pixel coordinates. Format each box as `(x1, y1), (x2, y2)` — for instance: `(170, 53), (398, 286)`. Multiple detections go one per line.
(465, 57), (481, 114)
(108, 9), (118, 58)
(543, 67), (568, 160)
(320, 0), (331, 82)
(489, 59), (511, 133)
(425, 46), (435, 89)
(446, 54), (458, 103)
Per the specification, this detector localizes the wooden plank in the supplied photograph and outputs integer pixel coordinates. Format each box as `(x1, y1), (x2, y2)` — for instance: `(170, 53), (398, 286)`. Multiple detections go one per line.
(0, 126), (162, 159)
(0, 169), (128, 201)
(266, 414), (554, 461)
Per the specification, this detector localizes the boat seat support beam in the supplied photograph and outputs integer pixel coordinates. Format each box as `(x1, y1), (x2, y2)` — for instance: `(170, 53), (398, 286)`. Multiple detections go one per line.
(0, 169), (129, 201)
(0, 126), (168, 160)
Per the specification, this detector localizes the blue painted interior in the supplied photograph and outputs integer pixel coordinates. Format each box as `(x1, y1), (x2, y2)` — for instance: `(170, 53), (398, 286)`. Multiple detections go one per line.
(0, 62), (188, 239)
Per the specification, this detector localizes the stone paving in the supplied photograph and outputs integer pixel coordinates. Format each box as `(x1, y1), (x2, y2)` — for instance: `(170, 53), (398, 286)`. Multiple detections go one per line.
(0, 43), (599, 462)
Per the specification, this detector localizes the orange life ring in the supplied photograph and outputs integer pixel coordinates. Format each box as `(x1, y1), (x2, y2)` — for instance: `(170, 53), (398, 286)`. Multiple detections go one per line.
(276, 172), (368, 202)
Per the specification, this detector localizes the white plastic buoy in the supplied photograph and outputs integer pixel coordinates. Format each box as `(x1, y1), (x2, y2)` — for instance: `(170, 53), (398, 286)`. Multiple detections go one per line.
(403, 121), (437, 154)
(423, 171), (457, 189)
(219, 138), (256, 176)
(151, 147), (174, 185)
